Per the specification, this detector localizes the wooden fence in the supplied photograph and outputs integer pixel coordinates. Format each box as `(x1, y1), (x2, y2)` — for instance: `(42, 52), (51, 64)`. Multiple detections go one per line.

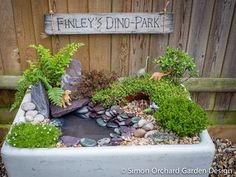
(0, 0), (236, 129)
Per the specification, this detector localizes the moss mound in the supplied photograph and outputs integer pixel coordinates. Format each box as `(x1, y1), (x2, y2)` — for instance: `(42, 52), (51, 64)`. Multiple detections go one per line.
(92, 74), (190, 108)
(6, 123), (61, 148)
(155, 97), (209, 136)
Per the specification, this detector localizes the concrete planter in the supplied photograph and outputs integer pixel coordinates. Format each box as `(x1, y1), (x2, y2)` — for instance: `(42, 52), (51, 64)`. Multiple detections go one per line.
(1, 94), (215, 177)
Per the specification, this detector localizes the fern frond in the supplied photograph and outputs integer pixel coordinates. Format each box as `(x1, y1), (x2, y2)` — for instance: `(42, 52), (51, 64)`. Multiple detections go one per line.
(48, 87), (64, 107)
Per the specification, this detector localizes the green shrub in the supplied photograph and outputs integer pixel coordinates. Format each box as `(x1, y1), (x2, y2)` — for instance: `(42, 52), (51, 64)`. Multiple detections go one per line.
(11, 43), (84, 110)
(92, 74), (190, 107)
(6, 123), (61, 148)
(155, 97), (209, 136)
(154, 47), (198, 82)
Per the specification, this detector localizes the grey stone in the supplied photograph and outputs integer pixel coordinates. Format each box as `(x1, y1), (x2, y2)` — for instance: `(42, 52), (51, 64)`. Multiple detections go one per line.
(61, 59), (81, 91)
(51, 98), (90, 117)
(31, 81), (50, 118)
(92, 105), (105, 112)
(118, 121), (126, 126)
(132, 123), (139, 129)
(120, 113), (129, 119)
(50, 118), (64, 127)
(33, 114), (45, 123)
(109, 133), (119, 138)
(96, 118), (107, 127)
(97, 138), (111, 146)
(120, 126), (135, 134)
(131, 117), (141, 124)
(142, 122), (154, 131)
(144, 130), (158, 138)
(25, 110), (38, 118)
(133, 129), (146, 138)
(121, 132), (132, 140)
(114, 128), (121, 135)
(107, 122), (119, 128)
(21, 102), (36, 111)
(61, 136), (80, 147)
(138, 119), (147, 127)
(25, 115), (33, 122)
(80, 138), (97, 147)
(76, 106), (89, 114)
(97, 110), (105, 115)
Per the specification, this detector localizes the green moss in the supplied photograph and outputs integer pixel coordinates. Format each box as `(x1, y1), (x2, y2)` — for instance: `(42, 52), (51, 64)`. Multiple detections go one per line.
(155, 97), (209, 136)
(92, 74), (190, 108)
(6, 123), (61, 148)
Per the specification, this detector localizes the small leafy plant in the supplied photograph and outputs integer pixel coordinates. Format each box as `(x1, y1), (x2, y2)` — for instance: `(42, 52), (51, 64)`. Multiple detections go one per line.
(154, 47), (198, 82)
(6, 123), (61, 148)
(11, 43), (84, 110)
(155, 97), (209, 137)
(72, 70), (118, 99)
(92, 74), (190, 107)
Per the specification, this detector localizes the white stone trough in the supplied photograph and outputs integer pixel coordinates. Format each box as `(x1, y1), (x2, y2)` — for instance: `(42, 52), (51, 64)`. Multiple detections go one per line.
(1, 93), (215, 177)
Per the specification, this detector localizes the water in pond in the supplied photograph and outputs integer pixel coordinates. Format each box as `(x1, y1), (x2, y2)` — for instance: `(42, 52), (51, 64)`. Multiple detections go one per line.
(61, 114), (113, 140)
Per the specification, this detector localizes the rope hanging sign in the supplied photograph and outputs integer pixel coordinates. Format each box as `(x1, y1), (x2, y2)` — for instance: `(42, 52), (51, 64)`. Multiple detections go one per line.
(44, 13), (173, 35)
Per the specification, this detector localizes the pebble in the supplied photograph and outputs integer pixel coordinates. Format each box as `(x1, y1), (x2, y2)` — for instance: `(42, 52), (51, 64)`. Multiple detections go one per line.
(144, 130), (158, 138)
(117, 115), (126, 121)
(21, 102), (36, 111)
(142, 122), (154, 131)
(25, 110), (38, 117)
(50, 118), (64, 127)
(133, 129), (146, 138)
(80, 138), (97, 147)
(138, 119), (147, 127)
(97, 110), (105, 115)
(105, 111), (113, 117)
(114, 128), (121, 135)
(97, 138), (111, 146)
(125, 119), (132, 126)
(33, 114), (45, 123)
(131, 117), (141, 124)
(109, 133), (120, 138)
(96, 118), (107, 127)
(25, 115), (33, 122)
(107, 122), (119, 128)
(76, 107), (89, 114)
(78, 113), (90, 119)
(120, 113), (129, 119)
(61, 136), (80, 147)
(118, 121), (126, 126)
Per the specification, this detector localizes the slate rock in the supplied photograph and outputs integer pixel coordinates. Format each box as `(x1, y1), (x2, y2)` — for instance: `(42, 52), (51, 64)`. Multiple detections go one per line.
(89, 112), (98, 119)
(80, 138), (97, 147)
(120, 113), (129, 119)
(21, 102), (36, 111)
(131, 117), (141, 124)
(96, 118), (107, 127)
(50, 98), (90, 117)
(144, 130), (158, 138)
(92, 105), (105, 112)
(107, 122), (119, 128)
(121, 132), (132, 140)
(76, 106), (89, 114)
(61, 136), (80, 147)
(114, 128), (121, 135)
(31, 81), (50, 118)
(120, 126), (135, 134)
(61, 59), (81, 91)
(97, 138), (111, 146)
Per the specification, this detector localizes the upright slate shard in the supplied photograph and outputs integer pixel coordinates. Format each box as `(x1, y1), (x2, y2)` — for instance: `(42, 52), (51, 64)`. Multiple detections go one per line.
(31, 81), (50, 118)
(61, 59), (81, 91)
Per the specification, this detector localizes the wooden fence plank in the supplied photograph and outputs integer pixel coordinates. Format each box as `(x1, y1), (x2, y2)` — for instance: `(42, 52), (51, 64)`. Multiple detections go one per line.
(149, 0), (172, 73)
(168, 0), (192, 50)
(129, 0), (154, 75)
(68, 0), (90, 72)
(111, 0), (131, 76)
(11, 0), (37, 71)
(187, 0), (215, 109)
(220, 1), (236, 112)
(187, 0), (215, 75)
(88, 0), (111, 72)
(202, 0), (235, 112)
(0, 0), (21, 75)
(31, 0), (52, 49)
(51, 0), (70, 54)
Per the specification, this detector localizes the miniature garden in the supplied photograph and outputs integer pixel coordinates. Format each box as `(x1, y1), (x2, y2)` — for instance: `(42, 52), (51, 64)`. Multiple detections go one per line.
(6, 43), (209, 148)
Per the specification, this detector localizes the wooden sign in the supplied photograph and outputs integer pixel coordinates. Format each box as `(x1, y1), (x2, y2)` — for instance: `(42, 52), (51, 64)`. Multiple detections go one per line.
(44, 13), (173, 35)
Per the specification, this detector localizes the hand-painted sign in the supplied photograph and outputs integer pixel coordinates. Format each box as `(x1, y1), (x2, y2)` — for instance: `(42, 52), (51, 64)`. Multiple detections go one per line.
(44, 13), (173, 34)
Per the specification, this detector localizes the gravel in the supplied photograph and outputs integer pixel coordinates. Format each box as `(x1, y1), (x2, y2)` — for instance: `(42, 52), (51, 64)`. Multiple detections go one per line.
(0, 138), (235, 177)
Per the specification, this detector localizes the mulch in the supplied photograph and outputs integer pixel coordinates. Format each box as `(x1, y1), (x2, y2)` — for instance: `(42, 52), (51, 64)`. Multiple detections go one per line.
(0, 138), (235, 177)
